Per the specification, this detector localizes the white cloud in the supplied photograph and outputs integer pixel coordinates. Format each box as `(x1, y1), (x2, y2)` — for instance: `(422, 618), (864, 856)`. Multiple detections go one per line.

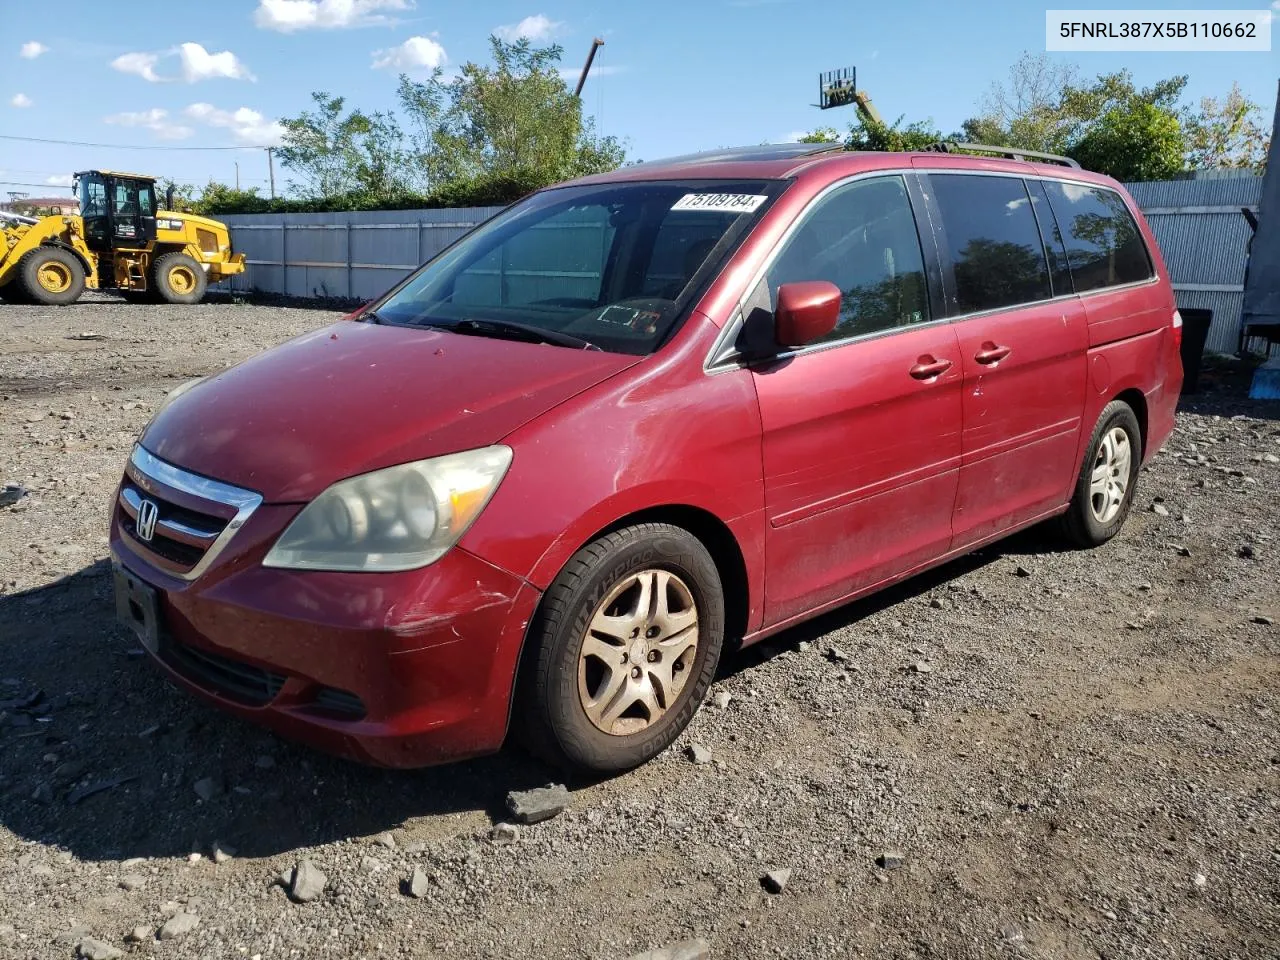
(20, 41), (48, 59)
(371, 35), (446, 71)
(495, 14), (562, 42)
(10, 93), (32, 108)
(112, 44), (253, 83)
(178, 43), (255, 82)
(45, 175), (73, 187)
(779, 130), (809, 143)
(105, 108), (195, 141)
(184, 103), (286, 146)
(111, 51), (163, 82)
(254, 0), (413, 32)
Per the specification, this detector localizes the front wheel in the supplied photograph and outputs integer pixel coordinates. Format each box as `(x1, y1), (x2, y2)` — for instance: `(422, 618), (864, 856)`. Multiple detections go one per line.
(19, 247), (85, 305)
(152, 252), (207, 305)
(1060, 400), (1142, 547)
(515, 523), (725, 773)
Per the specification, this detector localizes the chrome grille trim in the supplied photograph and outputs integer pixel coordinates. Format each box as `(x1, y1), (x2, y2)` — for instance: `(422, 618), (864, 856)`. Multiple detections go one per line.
(123, 445), (263, 582)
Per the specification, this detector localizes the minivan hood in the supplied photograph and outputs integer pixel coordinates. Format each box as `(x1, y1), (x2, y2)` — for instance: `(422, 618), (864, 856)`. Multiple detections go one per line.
(142, 321), (640, 502)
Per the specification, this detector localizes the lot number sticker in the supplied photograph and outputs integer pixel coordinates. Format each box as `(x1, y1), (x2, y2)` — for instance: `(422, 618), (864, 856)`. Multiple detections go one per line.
(671, 193), (767, 214)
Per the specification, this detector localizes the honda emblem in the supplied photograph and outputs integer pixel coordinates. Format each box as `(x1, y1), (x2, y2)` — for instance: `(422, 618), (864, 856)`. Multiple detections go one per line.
(136, 498), (159, 542)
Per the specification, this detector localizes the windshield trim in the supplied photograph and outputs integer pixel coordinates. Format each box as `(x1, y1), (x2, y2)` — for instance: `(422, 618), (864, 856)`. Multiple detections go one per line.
(362, 177), (792, 356)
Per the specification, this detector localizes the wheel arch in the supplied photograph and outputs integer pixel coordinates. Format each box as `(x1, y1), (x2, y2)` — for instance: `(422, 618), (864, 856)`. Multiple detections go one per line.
(38, 240), (94, 282)
(1113, 387), (1149, 458)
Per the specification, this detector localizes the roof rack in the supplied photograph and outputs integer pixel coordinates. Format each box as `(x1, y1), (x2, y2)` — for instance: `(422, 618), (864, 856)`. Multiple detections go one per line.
(923, 141), (1081, 169)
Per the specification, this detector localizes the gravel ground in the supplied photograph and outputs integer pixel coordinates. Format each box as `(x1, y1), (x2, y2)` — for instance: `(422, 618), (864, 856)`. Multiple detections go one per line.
(1, 294), (1278, 960)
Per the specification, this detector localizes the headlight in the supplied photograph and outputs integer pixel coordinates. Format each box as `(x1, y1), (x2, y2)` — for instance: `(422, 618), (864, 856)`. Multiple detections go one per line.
(262, 446), (513, 572)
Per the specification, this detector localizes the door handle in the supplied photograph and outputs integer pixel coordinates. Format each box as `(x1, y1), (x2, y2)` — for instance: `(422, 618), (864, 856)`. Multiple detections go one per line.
(974, 342), (1012, 365)
(909, 356), (953, 380)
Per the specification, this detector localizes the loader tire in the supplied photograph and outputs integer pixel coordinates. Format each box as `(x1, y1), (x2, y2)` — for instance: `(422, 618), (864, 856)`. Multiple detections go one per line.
(19, 247), (85, 306)
(153, 252), (207, 305)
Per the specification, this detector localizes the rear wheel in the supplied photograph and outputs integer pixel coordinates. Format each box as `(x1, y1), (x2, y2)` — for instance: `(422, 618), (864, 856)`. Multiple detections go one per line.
(19, 247), (85, 306)
(152, 252), (207, 305)
(1060, 400), (1142, 547)
(515, 523), (725, 773)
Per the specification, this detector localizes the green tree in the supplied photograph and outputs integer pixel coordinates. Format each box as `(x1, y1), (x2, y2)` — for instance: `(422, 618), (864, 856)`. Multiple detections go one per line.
(1184, 82), (1271, 171)
(277, 93), (412, 201)
(1068, 101), (1185, 181)
(797, 127), (842, 144)
(397, 37), (624, 192)
(847, 116), (943, 152)
(960, 52), (1080, 152)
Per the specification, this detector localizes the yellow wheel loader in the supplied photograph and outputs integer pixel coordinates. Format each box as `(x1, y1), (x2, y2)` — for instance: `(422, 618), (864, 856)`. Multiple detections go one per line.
(0, 170), (245, 306)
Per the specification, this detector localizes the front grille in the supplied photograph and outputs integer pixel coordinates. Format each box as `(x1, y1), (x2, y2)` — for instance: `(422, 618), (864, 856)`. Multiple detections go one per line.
(115, 446), (260, 581)
(310, 686), (367, 719)
(166, 640), (286, 706)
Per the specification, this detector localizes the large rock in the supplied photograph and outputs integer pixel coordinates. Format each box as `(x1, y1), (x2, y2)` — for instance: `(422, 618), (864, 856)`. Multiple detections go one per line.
(506, 784), (571, 824)
(77, 939), (123, 960)
(157, 912), (199, 941)
(288, 859), (327, 903)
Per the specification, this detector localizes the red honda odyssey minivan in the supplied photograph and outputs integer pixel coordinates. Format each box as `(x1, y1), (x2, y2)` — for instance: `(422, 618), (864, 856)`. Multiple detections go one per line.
(111, 144), (1183, 773)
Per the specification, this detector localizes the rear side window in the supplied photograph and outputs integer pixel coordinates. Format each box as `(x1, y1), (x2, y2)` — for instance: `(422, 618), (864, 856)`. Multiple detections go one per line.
(930, 174), (1052, 314)
(1043, 181), (1153, 292)
(766, 175), (930, 343)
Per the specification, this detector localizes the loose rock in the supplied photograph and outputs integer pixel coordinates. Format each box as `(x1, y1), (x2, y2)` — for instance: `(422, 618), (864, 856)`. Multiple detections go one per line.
(157, 912), (199, 941)
(287, 859), (326, 903)
(877, 851), (906, 870)
(506, 784), (571, 824)
(125, 926), (151, 944)
(762, 868), (792, 894)
(624, 939), (712, 960)
(686, 743), (713, 765)
(407, 865), (430, 898)
(77, 938), (123, 960)
(490, 822), (521, 845)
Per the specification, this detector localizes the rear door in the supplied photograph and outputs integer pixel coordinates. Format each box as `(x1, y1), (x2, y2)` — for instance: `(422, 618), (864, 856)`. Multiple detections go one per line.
(746, 173), (963, 625)
(924, 172), (1088, 546)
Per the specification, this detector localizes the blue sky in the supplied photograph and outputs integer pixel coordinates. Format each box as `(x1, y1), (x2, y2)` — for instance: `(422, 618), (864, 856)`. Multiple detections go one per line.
(1, 0), (1276, 199)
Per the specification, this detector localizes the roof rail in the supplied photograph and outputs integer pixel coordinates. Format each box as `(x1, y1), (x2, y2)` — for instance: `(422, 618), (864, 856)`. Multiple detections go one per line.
(923, 141), (1081, 169)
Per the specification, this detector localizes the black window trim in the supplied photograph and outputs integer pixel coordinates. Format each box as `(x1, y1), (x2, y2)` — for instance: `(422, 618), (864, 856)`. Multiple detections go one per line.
(1040, 177), (1156, 294)
(703, 167), (1161, 374)
(918, 169), (1159, 324)
(704, 168), (949, 373)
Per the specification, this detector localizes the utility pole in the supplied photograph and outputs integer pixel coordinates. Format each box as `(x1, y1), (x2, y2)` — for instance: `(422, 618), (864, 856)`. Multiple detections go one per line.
(574, 38), (605, 98)
(234, 161), (240, 191)
(266, 147), (276, 199)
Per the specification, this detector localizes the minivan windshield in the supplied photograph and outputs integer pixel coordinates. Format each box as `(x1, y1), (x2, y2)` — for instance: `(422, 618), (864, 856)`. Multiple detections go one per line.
(371, 179), (782, 355)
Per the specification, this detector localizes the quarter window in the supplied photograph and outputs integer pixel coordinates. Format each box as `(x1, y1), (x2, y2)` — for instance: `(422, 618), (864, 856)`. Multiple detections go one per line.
(1043, 181), (1153, 292)
(930, 174), (1052, 314)
(765, 175), (930, 343)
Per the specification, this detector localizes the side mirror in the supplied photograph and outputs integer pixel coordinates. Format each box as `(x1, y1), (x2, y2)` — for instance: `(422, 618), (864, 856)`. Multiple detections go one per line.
(775, 281), (841, 348)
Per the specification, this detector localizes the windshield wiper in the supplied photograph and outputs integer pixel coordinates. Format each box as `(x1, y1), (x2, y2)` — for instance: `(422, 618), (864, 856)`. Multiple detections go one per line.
(451, 318), (601, 351)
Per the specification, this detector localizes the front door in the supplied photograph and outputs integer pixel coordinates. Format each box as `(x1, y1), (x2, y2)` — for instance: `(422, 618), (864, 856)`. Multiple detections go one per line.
(749, 174), (963, 626)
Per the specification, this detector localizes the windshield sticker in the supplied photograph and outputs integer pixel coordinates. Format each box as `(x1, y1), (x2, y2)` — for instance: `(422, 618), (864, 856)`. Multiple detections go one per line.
(671, 193), (767, 214)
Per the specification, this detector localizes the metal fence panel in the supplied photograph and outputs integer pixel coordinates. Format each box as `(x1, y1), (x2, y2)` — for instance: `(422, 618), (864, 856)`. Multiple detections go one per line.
(218, 177), (1263, 354)
(1123, 177), (1262, 353)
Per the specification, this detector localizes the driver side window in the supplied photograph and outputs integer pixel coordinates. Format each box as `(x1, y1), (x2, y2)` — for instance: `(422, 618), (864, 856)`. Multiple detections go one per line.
(766, 175), (930, 344)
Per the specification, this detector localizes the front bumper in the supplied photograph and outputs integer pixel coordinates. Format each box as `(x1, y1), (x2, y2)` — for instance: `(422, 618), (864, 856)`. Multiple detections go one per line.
(109, 454), (540, 768)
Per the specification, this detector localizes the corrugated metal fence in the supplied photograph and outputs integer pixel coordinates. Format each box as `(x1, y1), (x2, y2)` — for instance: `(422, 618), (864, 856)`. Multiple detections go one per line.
(221, 175), (1262, 354)
(1124, 176), (1262, 354)
(219, 207), (505, 302)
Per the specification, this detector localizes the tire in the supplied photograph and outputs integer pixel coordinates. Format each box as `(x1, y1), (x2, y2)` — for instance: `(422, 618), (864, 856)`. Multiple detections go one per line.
(18, 247), (85, 306)
(152, 252), (207, 305)
(1060, 400), (1142, 548)
(515, 523), (725, 774)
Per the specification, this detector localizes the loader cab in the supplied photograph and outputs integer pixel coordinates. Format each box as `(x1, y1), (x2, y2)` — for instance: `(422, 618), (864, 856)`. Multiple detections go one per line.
(74, 170), (157, 252)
